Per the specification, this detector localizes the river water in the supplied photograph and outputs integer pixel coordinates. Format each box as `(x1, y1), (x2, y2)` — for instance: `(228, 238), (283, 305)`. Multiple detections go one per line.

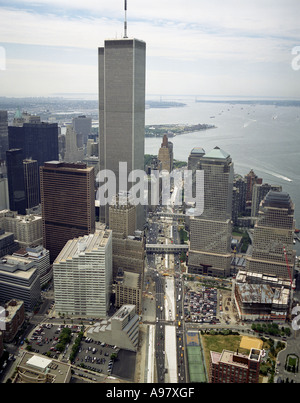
(145, 98), (300, 253)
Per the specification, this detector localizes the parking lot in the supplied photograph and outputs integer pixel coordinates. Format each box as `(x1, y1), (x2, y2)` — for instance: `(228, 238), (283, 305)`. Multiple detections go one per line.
(184, 286), (219, 324)
(28, 323), (119, 377)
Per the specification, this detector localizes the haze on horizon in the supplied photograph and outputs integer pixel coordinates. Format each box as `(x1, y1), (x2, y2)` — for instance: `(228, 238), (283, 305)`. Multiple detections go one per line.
(0, 0), (299, 99)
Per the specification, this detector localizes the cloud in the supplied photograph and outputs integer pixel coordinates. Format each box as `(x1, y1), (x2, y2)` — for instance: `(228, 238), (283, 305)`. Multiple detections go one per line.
(0, 1), (299, 97)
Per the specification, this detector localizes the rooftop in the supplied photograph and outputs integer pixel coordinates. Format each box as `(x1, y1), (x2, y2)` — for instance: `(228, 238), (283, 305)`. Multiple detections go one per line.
(263, 191), (292, 209)
(203, 146), (230, 160)
(54, 230), (112, 263)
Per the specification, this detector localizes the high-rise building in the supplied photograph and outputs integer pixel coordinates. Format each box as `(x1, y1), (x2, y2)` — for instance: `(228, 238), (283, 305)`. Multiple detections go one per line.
(158, 134), (173, 173)
(98, 37), (146, 228)
(0, 172), (9, 211)
(0, 210), (42, 248)
(72, 115), (92, 148)
(40, 161), (95, 262)
(188, 147), (205, 198)
(188, 147), (233, 277)
(8, 122), (59, 169)
(0, 111), (8, 162)
(108, 194), (145, 280)
(6, 149), (27, 215)
(251, 183), (282, 218)
(53, 230), (112, 318)
(245, 191), (296, 282)
(0, 254), (40, 310)
(109, 193), (136, 238)
(232, 175), (247, 226)
(244, 169), (262, 215)
(23, 159), (40, 210)
(64, 124), (84, 163)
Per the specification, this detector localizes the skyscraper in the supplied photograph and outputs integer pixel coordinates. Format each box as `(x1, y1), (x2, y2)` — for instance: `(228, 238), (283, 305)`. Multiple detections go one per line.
(23, 159), (40, 210)
(245, 191), (296, 282)
(6, 149), (26, 215)
(98, 37), (146, 228)
(40, 161), (95, 262)
(8, 122), (59, 168)
(158, 134), (173, 173)
(188, 147), (234, 277)
(0, 111), (8, 162)
(72, 115), (92, 148)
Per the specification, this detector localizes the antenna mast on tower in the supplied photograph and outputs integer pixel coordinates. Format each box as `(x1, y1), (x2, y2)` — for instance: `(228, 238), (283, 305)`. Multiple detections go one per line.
(123, 0), (128, 38)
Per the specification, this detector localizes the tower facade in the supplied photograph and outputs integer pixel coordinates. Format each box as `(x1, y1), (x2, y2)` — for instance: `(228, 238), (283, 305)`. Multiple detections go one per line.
(8, 122), (59, 168)
(158, 134), (173, 173)
(188, 147), (234, 277)
(98, 38), (146, 228)
(23, 159), (40, 210)
(40, 161), (95, 262)
(245, 191), (296, 281)
(6, 148), (26, 215)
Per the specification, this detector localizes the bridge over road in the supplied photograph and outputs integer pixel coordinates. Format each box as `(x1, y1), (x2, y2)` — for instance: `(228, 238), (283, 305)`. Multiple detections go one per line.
(146, 244), (188, 253)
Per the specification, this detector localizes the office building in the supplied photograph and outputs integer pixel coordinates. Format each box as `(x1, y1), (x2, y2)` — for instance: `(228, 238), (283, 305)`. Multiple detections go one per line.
(40, 161), (95, 262)
(115, 269), (142, 313)
(244, 169), (262, 215)
(53, 230), (112, 318)
(72, 115), (92, 148)
(0, 111), (8, 162)
(23, 159), (40, 209)
(8, 122), (59, 169)
(188, 147), (233, 277)
(98, 37), (146, 228)
(158, 134), (173, 173)
(251, 183), (282, 218)
(12, 110), (40, 127)
(1, 300), (25, 343)
(15, 352), (71, 383)
(0, 210), (42, 248)
(0, 173), (9, 211)
(232, 175), (247, 226)
(188, 147), (205, 199)
(0, 254), (40, 310)
(210, 348), (262, 383)
(87, 304), (139, 351)
(109, 193), (136, 237)
(0, 229), (19, 258)
(6, 149), (27, 215)
(64, 124), (85, 163)
(13, 245), (52, 287)
(245, 191), (296, 282)
(108, 193), (145, 281)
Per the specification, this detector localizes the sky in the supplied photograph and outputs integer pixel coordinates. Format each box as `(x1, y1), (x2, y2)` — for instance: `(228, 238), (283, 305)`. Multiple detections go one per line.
(0, 0), (299, 99)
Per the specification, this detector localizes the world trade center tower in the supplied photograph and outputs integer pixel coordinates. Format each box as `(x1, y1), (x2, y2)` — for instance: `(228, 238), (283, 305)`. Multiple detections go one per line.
(98, 37), (146, 229)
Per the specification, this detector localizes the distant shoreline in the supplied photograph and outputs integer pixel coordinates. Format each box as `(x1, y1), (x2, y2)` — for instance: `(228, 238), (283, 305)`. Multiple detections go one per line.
(145, 123), (217, 138)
